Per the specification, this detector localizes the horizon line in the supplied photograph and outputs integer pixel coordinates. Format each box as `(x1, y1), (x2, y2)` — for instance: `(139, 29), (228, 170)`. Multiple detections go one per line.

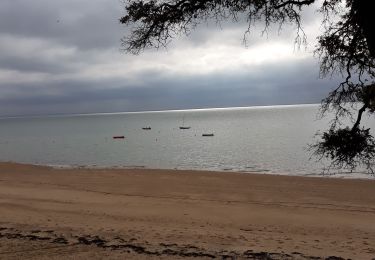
(0, 103), (319, 120)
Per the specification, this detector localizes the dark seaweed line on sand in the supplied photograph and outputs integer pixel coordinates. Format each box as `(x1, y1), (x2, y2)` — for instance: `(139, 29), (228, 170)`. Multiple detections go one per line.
(0, 227), (347, 260)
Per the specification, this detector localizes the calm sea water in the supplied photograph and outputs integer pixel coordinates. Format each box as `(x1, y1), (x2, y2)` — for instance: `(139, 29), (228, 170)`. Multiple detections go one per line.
(0, 105), (374, 178)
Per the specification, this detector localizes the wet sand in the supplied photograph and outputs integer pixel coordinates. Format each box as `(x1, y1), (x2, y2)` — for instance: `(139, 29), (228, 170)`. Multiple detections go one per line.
(0, 162), (375, 259)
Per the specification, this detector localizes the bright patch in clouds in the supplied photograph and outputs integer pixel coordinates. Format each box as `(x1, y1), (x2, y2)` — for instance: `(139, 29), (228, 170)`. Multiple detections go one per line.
(0, 0), (333, 116)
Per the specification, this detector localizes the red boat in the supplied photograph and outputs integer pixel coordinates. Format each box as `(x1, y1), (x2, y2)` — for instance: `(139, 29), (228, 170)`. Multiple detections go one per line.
(113, 136), (125, 139)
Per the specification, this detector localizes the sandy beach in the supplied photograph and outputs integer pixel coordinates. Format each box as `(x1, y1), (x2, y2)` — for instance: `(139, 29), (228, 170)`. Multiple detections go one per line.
(0, 162), (375, 259)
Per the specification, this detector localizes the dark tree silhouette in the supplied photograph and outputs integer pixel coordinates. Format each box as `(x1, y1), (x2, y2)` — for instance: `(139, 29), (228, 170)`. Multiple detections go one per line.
(120, 0), (375, 173)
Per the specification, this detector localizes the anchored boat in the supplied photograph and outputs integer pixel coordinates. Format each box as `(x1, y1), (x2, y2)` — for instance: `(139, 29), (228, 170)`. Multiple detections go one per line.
(179, 114), (191, 130)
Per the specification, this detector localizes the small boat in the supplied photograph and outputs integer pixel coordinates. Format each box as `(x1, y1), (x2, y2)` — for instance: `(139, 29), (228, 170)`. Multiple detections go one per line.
(202, 133), (214, 137)
(179, 114), (191, 130)
(113, 135), (125, 139)
(142, 127), (151, 130)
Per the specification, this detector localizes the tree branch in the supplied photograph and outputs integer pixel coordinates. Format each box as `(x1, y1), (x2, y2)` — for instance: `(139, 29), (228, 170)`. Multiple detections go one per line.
(275, 0), (315, 9)
(352, 104), (367, 131)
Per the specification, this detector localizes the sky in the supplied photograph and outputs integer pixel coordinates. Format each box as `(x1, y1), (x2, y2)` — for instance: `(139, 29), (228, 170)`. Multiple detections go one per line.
(0, 0), (341, 117)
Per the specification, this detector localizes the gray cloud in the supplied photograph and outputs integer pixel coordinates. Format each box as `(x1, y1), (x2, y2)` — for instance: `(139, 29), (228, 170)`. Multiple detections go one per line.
(0, 0), (124, 50)
(0, 57), (338, 117)
(0, 0), (332, 117)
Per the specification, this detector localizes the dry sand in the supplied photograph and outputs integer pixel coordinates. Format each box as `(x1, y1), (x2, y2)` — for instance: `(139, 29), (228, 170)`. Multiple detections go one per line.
(0, 162), (375, 259)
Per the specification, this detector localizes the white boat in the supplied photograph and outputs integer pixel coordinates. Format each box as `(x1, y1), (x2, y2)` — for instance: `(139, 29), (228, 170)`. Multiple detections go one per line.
(179, 114), (191, 130)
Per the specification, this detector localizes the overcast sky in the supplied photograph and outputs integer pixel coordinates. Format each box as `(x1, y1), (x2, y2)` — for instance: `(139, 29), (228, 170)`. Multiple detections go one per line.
(0, 0), (341, 117)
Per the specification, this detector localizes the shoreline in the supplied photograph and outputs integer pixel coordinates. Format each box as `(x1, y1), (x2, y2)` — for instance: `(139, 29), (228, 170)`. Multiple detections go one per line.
(2, 161), (375, 181)
(1, 162), (375, 259)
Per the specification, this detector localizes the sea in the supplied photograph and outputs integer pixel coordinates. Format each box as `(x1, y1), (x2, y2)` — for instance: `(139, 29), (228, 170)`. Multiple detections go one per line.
(0, 104), (374, 179)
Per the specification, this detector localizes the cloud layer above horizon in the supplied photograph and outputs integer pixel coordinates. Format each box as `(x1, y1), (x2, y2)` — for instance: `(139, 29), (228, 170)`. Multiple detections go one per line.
(0, 0), (339, 116)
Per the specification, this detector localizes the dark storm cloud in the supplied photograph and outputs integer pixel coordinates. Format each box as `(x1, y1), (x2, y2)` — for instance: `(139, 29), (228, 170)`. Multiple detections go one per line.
(0, 0), (331, 117)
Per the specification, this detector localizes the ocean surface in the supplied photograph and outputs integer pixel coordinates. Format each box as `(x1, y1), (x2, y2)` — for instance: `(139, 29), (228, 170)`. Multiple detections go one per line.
(0, 104), (374, 178)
